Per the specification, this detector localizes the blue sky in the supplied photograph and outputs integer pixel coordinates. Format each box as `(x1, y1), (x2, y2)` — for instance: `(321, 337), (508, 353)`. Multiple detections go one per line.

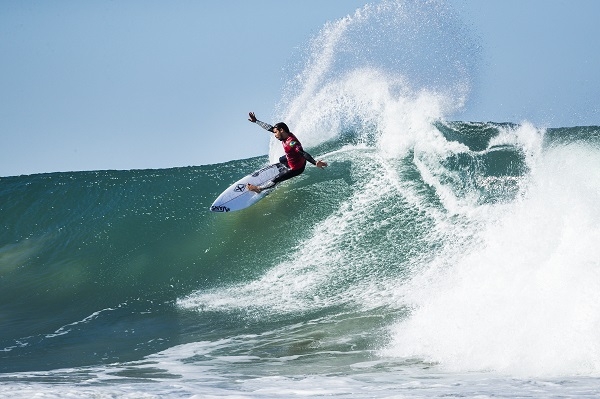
(454, 0), (600, 126)
(1, 0), (599, 177)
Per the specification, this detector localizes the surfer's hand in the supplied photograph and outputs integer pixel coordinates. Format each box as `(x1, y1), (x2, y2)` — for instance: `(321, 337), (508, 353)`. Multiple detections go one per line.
(316, 160), (328, 169)
(248, 112), (257, 123)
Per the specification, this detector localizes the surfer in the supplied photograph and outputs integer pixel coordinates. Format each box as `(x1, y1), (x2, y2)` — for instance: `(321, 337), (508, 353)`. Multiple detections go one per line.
(246, 112), (327, 193)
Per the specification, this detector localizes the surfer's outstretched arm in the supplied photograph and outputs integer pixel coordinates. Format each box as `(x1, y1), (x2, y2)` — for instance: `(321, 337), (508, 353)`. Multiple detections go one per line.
(248, 112), (274, 132)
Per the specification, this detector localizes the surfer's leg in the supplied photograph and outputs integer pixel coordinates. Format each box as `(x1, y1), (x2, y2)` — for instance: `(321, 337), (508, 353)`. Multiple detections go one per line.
(272, 166), (305, 184)
(247, 157), (289, 192)
(247, 166), (305, 193)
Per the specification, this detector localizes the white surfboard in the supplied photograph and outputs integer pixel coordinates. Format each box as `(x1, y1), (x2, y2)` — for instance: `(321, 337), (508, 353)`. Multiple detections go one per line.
(209, 163), (288, 212)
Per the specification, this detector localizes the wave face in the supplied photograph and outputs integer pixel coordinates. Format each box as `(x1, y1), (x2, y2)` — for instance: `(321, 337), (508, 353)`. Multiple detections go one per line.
(3, 0), (600, 397)
(2, 123), (600, 387)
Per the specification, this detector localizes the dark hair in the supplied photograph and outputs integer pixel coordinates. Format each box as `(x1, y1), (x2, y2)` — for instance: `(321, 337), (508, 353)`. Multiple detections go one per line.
(274, 122), (289, 133)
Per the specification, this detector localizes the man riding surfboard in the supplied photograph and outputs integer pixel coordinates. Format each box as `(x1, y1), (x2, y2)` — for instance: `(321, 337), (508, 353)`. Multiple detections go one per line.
(246, 112), (327, 193)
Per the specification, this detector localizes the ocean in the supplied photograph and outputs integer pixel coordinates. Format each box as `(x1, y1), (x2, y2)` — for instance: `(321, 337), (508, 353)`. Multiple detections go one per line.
(3, 0), (600, 397)
(3, 121), (600, 397)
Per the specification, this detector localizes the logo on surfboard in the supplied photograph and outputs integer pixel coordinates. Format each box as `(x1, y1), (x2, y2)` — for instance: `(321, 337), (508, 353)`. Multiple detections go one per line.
(210, 205), (230, 212)
(234, 184), (246, 192)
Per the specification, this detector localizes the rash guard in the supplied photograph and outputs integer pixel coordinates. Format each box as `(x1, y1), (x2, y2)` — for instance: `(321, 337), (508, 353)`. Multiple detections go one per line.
(254, 119), (317, 170)
(282, 133), (307, 170)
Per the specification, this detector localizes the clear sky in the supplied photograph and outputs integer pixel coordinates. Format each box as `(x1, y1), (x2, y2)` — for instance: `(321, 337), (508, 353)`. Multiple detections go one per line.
(1, 0), (599, 177)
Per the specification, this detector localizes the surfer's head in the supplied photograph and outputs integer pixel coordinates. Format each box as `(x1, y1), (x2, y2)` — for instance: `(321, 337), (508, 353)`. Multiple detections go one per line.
(274, 122), (289, 133)
(273, 122), (290, 141)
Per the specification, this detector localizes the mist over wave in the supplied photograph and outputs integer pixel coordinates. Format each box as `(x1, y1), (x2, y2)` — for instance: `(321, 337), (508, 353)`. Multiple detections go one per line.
(269, 0), (477, 161)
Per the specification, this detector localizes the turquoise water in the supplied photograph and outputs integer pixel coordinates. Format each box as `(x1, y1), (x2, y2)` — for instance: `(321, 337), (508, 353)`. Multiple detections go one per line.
(2, 123), (600, 398)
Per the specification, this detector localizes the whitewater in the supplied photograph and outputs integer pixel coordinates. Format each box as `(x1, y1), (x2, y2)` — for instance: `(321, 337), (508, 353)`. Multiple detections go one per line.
(2, 0), (600, 397)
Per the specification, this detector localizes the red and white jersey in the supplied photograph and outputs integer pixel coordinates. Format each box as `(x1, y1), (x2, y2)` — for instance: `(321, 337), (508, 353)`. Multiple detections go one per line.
(282, 133), (307, 170)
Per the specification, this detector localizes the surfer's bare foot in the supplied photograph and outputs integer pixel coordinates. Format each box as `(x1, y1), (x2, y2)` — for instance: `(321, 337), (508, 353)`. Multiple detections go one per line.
(247, 183), (262, 193)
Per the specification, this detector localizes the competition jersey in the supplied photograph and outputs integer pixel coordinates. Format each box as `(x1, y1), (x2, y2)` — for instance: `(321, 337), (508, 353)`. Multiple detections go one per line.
(282, 133), (307, 170)
(254, 119), (316, 171)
